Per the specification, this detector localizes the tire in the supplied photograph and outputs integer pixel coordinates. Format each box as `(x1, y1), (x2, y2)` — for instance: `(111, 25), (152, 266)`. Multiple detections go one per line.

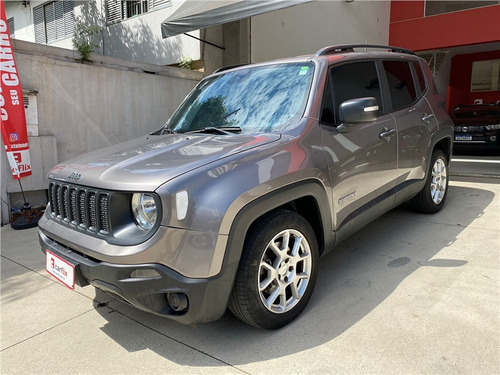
(409, 149), (449, 214)
(228, 209), (319, 330)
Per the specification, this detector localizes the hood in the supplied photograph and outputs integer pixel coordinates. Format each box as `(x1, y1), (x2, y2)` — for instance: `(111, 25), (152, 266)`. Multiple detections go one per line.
(48, 133), (281, 191)
(450, 105), (500, 125)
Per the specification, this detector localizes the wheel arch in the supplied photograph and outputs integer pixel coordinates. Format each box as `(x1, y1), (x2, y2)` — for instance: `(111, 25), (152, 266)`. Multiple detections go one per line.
(420, 129), (453, 183)
(433, 135), (452, 163)
(222, 179), (334, 270)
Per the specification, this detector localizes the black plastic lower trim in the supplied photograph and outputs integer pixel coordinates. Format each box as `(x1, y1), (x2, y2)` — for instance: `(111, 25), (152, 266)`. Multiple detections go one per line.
(39, 231), (235, 325)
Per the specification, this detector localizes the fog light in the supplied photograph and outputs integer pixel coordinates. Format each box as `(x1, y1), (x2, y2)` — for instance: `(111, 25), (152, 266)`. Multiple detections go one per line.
(490, 136), (497, 142)
(167, 292), (188, 312)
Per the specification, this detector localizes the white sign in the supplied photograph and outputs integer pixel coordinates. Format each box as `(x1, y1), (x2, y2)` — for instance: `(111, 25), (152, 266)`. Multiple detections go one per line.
(46, 249), (75, 289)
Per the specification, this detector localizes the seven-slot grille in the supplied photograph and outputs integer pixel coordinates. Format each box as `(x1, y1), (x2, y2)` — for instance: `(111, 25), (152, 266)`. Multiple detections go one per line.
(49, 182), (110, 235)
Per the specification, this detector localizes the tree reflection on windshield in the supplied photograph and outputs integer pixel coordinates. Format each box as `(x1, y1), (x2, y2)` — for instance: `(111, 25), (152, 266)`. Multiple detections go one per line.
(169, 62), (315, 134)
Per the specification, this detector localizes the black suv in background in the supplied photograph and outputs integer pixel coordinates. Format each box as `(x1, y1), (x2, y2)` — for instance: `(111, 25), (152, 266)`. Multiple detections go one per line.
(450, 102), (500, 152)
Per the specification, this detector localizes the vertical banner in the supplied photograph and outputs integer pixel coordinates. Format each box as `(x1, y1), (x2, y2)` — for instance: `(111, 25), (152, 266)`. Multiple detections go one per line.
(0, 0), (32, 179)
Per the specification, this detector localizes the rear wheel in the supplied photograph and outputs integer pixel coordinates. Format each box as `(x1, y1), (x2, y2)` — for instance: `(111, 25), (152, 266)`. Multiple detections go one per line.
(409, 149), (449, 213)
(228, 210), (318, 329)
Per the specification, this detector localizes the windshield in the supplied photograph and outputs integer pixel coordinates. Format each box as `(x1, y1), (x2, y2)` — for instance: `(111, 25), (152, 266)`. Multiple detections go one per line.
(452, 108), (500, 119)
(167, 62), (315, 134)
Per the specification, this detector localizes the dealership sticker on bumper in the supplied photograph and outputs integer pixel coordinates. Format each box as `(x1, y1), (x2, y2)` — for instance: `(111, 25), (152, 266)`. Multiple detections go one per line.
(46, 249), (75, 289)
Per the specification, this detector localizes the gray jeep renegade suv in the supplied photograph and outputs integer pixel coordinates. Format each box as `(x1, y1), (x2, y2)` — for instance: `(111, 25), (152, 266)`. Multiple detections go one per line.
(39, 45), (454, 329)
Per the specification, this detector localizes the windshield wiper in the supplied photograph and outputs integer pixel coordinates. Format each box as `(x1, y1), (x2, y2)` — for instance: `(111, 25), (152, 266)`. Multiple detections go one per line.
(185, 126), (242, 135)
(160, 127), (177, 135)
(150, 126), (177, 135)
(224, 108), (241, 119)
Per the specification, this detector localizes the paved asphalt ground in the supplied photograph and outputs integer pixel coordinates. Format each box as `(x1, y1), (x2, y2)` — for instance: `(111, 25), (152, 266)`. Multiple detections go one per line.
(1, 156), (499, 374)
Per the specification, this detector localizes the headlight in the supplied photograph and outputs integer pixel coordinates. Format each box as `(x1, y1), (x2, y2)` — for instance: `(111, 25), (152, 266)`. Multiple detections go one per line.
(132, 193), (157, 230)
(485, 124), (500, 130)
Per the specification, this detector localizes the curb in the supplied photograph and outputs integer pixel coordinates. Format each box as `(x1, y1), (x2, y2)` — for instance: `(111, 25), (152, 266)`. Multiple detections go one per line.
(450, 173), (500, 180)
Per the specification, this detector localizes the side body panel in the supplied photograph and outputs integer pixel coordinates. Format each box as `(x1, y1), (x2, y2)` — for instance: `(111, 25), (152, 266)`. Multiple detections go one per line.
(321, 114), (397, 233)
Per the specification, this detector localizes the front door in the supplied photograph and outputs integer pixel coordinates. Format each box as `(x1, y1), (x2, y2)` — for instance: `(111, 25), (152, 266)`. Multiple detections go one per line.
(320, 61), (398, 233)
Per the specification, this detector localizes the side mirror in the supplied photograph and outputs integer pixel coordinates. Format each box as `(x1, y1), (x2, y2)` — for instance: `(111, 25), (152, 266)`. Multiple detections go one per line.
(339, 97), (379, 124)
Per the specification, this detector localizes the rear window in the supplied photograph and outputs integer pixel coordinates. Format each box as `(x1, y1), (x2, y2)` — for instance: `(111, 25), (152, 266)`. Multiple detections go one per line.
(413, 61), (427, 93)
(383, 61), (418, 111)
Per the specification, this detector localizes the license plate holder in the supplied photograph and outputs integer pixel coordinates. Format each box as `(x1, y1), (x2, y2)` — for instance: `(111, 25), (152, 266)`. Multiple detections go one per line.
(46, 249), (75, 289)
(455, 134), (472, 141)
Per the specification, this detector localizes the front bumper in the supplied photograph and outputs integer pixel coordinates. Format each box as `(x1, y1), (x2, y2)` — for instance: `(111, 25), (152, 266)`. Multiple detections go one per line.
(453, 132), (500, 150)
(39, 231), (236, 325)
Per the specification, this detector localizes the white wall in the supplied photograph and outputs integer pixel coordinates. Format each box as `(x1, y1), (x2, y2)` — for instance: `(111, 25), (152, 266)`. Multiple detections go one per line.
(89, 0), (202, 65)
(250, 1), (390, 63)
(11, 40), (202, 162)
(5, 0), (201, 66)
(1, 40), (202, 225)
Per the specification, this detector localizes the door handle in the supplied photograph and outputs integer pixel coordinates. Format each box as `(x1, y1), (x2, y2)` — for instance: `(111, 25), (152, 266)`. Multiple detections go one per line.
(379, 127), (396, 142)
(421, 113), (435, 124)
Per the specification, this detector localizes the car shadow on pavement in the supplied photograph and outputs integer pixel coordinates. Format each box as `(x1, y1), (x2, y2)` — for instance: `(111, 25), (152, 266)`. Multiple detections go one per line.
(92, 182), (495, 366)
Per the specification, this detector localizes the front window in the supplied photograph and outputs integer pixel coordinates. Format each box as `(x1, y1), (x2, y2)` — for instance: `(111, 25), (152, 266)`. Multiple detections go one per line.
(7, 17), (14, 38)
(425, 1), (499, 16)
(168, 62), (315, 134)
(329, 61), (383, 124)
(125, 0), (148, 18)
(106, 0), (172, 24)
(471, 59), (500, 92)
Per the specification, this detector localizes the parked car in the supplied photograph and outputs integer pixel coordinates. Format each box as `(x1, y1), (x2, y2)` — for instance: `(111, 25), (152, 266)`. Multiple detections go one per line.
(450, 103), (500, 152)
(39, 44), (454, 330)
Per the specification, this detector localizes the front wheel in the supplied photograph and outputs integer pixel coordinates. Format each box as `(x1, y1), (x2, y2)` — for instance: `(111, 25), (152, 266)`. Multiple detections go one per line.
(409, 149), (449, 213)
(228, 210), (319, 329)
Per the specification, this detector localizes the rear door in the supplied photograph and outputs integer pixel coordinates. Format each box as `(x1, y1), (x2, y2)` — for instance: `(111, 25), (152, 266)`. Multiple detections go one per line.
(380, 59), (438, 186)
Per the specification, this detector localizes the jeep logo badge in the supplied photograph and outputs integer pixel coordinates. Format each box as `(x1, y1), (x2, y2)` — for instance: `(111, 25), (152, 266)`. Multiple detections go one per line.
(68, 172), (82, 181)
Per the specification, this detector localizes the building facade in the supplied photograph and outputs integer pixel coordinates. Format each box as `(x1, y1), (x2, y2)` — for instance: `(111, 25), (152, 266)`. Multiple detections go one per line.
(5, 0), (391, 71)
(389, 0), (500, 110)
(5, 0), (202, 66)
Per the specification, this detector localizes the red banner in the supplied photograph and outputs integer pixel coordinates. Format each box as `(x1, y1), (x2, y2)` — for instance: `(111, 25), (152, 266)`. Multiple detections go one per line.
(0, 0), (31, 179)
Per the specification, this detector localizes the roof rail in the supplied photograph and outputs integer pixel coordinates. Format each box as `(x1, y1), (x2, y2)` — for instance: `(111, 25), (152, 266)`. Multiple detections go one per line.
(315, 44), (415, 57)
(213, 63), (249, 74)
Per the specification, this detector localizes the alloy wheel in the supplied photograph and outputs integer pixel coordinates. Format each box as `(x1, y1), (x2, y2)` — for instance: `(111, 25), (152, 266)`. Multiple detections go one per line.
(430, 157), (447, 204)
(258, 229), (313, 314)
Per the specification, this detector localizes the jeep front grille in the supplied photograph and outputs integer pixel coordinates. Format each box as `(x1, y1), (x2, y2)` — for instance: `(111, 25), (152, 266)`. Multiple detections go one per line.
(49, 182), (110, 235)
